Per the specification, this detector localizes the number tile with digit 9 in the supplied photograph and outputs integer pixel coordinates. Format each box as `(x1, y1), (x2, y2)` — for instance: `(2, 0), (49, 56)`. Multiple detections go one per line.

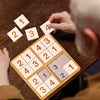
(10, 34), (81, 100)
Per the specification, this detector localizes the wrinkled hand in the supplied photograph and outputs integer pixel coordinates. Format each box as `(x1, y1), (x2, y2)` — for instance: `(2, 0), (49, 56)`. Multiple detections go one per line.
(48, 11), (76, 33)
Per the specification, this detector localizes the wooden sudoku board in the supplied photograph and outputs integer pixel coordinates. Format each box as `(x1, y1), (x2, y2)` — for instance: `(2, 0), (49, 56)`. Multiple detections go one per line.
(10, 34), (81, 100)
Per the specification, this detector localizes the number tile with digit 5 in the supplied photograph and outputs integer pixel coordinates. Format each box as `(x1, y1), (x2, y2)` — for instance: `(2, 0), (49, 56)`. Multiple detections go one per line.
(10, 34), (80, 100)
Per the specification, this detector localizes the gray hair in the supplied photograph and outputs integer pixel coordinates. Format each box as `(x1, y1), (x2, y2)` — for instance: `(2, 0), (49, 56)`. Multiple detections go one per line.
(70, 0), (100, 37)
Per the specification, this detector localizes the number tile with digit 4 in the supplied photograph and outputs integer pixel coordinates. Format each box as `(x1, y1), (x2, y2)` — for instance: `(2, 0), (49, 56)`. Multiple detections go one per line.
(10, 34), (81, 100)
(40, 20), (54, 35)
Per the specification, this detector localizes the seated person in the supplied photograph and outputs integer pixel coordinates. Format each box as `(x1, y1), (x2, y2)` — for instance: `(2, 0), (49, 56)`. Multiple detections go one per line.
(1, 0), (100, 99)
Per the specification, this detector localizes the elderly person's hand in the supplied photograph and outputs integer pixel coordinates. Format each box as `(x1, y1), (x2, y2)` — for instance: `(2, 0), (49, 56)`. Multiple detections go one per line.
(48, 11), (76, 33)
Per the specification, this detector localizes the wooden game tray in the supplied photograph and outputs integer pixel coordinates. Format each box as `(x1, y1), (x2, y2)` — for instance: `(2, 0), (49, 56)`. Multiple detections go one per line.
(10, 34), (81, 100)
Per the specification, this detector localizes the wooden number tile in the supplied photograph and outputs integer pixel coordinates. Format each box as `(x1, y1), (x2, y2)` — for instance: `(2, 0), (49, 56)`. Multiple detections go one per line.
(48, 53), (70, 73)
(21, 49), (35, 63)
(28, 74), (43, 89)
(38, 68), (51, 81)
(31, 41), (46, 55)
(28, 57), (43, 71)
(48, 42), (62, 56)
(25, 27), (39, 41)
(7, 27), (23, 42)
(63, 60), (79, 75)
(14, 14), (30, 29)
(40, 20), (54, 35)
(36, 83), (50, 97)
(55, 68), (69, 82)
(45, 75), (59, 90)
(12, 56), (26, 70)
(19, 65), (34, 79)
(40, 35), (55, 48)
(39, 49), (53, 63)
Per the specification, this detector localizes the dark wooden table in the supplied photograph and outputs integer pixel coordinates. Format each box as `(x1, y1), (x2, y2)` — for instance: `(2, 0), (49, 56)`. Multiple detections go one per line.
(0, 0), (95, 100)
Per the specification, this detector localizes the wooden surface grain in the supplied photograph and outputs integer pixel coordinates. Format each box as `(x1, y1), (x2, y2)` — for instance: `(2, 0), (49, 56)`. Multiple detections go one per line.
(0, 0), (95, 99)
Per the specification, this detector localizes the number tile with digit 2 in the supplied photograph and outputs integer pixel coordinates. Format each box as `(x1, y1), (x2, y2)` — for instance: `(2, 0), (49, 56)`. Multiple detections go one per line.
(10, 34), (81, 100)
(7, 27), (23, 42)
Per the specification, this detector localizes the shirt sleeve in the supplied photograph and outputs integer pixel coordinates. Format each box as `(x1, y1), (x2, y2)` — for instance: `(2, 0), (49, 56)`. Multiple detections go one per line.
(62, 73), (100, 100)
(0, 85), (24, 100)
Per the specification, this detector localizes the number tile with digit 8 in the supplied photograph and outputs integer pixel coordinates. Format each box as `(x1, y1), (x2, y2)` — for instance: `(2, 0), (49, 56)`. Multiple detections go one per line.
(10, 34), (81, 100)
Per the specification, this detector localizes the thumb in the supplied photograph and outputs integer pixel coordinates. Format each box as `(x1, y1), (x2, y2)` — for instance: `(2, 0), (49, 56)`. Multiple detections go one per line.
(48, 23), (63, 30)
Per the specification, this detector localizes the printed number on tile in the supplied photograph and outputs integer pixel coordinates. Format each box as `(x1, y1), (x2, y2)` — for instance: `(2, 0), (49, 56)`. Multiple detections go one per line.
(17, 60), (24, 67)
(44, 38), (50, 44)
(40, 87), (46, 93)
(33, 78), (39, 85)
(19, 19), (24, 24)
(33, 61), (39, 67)
(12, 31), (18, 38)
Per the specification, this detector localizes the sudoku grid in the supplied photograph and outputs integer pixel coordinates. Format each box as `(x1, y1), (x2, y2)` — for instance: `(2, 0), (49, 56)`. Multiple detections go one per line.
(10, 34), (80, 100)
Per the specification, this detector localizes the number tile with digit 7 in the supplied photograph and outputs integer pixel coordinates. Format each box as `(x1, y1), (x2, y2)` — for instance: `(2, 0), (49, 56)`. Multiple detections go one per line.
(14, 14), (30, 29)
(7, 27), (23, 42)
(25, 27), (39, 41)
(40, 20), (54, 35)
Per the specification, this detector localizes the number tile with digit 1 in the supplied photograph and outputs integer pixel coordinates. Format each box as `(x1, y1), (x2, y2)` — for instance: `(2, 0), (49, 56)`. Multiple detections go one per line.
(14, 14), (30, 29)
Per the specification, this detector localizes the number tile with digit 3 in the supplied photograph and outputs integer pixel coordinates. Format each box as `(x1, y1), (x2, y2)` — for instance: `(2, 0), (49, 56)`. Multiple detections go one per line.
(7, 27), (23, 42)
(28, 57), (43, 71)
(10, 34), (81, 100)
(14, 14), (30, 29)
(40, 34), (55, 48)
(36, 83), (50, 97)
(40, 20), (54, 35)
(48, 53), (70, 73)
(25, 27), (39, 41)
